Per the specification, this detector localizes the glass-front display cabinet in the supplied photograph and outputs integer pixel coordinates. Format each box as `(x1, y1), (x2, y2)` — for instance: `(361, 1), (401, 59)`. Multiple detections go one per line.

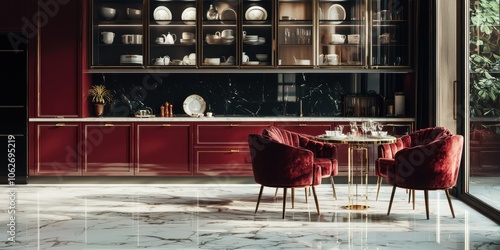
(241, 0), (274, 67)
(277, 0), (314, 67)
(148, 0), (197, 67)
(318, 0), (366, 67)
(200, 0), (239, 67)
(370, 0), (411, 67)
(91, 0), (145, 67)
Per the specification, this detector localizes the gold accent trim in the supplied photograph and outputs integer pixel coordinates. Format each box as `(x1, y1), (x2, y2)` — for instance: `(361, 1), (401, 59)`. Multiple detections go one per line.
(55, 123), (65, 127)
(104, 123), (114, 127)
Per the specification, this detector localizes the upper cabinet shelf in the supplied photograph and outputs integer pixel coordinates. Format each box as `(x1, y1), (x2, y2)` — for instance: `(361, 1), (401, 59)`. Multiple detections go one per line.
(89, 0), (413, 70)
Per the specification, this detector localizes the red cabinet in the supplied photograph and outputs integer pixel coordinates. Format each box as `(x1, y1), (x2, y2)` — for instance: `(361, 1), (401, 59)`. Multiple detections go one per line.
(36, 0), (80, 117)
(83, 123), (133, 175)
(274, 122), (332, 136)
(32, 123), (81, 175)
(135, 123), (191, 176)
(0, 0), (30, 32)
(194, 122), (271, 176)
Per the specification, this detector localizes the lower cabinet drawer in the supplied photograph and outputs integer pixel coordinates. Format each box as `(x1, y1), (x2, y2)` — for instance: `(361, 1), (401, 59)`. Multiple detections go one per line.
(194, 148), (253, 176)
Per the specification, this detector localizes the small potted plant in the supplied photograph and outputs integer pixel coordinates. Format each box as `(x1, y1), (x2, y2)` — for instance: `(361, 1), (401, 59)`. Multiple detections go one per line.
(88, 84), (112, 117)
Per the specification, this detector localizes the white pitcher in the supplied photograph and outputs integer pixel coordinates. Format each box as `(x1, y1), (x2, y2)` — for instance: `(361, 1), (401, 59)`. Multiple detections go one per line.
(242, 52), (249, 62)
(165, 32), (177, 44)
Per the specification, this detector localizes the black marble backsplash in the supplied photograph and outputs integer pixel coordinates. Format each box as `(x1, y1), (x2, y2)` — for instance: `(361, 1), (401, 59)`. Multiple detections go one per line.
(91, 73), (404, 117)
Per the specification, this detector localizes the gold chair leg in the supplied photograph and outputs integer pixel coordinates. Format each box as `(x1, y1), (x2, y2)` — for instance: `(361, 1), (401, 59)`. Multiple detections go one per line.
(376, 176), (382, 201)
(424, 190), (430, 220)
(445, 189), (456, 218)
(330, 176), (337, 200)
(311, 186), (320, 215)
(282, 188), (287, 219)
(304, 188), (308, 203)
(255, 185), (264, 214)
(291, 188), (295, 208)
(387, 185), (397, 215)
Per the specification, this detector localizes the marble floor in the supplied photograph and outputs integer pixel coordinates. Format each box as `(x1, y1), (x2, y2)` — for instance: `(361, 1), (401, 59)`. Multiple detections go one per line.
(1, 183), (499, 250)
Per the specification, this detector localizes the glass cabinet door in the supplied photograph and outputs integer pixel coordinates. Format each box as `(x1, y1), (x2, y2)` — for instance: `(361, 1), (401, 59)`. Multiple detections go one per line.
(318, 0), (366, 67)
(370, 0), (411, 67)
(91, 0), (145, 67)
(277, 0), (314, 67)
(241, 0), (274, 67)
(201, 0), (239, 67)
(149, 0), (197, 67)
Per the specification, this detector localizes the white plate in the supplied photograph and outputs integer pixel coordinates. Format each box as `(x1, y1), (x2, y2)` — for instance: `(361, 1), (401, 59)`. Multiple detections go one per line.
(183, 94), (206, 116)
(220, 8), (237, 21)
(328, 4), (346, 24)
(245, 6), (267, 20)
(154, 6), (172, 24)
(181, 7), (196, 24)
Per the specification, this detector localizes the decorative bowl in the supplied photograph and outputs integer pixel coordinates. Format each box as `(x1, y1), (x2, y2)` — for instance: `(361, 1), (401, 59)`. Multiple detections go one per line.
(100, 7), (117, 20)
(255, 54), (268, 61)
(127, 8), (141, 20)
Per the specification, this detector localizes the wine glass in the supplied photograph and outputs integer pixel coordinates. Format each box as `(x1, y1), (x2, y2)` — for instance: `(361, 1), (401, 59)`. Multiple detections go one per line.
(338, 125), (344, 134)
(350, 124), (358, 137)
(377, 123), (384, 132)
(361, 121), (368, 137)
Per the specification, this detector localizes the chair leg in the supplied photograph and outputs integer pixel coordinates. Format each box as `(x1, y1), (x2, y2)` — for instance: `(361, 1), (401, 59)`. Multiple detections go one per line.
(445, 189), (456, 218)
(282, 188), (287, 219)
(255, 185), (264, 214)
(424, 190), (430, 220)
(274, 188), (278, 199)
(387, 185), (397, 215)
(291, 188), (295, 208)
(311, 186), (320, 215)
(376, 176), (382, 201)
(304, 188), (308, 203)
(412, 190), (416, 210)
(330, 176), (337, 200)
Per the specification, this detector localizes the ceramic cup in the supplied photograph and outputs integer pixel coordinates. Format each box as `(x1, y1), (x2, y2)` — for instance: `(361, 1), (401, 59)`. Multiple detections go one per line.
(101, 32), (115, 44)
(330, 34), (346, 44)
(348, 34), (360, 44)
(206, 112), (213, 117)
(326, 54), (339, 65)
(182, 32), (194, 39)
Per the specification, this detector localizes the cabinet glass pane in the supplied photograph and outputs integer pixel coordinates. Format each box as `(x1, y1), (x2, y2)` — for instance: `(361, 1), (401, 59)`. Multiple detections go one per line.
(149, 0), (197, 67)
(242, 0), (274, 67)
(318, 0), (365, 67)
(91, 0), (145, 67)
(371, 0), (410, 67)
(277, 0), (314, 66)
(201, 0), (239, 67)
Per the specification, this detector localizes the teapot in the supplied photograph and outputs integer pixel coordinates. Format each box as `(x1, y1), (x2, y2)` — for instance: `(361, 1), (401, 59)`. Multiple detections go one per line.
(152, 56), (170, 65)
(165, 32), (177, 44)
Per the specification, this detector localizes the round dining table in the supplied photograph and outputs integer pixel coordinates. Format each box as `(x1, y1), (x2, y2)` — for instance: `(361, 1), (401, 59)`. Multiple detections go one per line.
(316, 134), (397, 210)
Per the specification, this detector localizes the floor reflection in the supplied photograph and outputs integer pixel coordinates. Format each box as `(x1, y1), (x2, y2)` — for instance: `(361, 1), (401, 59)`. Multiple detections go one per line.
(1, 184), (499, 249)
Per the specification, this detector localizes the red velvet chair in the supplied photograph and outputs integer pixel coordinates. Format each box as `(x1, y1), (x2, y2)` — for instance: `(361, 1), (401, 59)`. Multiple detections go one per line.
(262, 126), (339, 200)
(248, 134), (322, 219)
(383, 129), (464, 219)
(375, 127), (453, 201)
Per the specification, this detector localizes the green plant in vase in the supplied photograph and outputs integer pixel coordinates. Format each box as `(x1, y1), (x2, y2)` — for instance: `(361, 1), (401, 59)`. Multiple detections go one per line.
(88, 84), (112, 117)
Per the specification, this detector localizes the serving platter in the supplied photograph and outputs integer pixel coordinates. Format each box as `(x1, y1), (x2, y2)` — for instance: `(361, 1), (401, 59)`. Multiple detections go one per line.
(328, 4), (346, 24)
(181, 7), (196, 24)
(245, 6), (267, 21)
(183, 94), (206, 116)
(154, 6), (172, 24)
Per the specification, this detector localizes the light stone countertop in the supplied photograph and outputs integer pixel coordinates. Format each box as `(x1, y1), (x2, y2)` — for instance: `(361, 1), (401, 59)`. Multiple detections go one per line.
(29, 117), (415, 122)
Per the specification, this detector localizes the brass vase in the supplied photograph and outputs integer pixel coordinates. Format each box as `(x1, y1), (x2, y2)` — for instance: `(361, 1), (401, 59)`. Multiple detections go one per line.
(94, 103), (104, 117)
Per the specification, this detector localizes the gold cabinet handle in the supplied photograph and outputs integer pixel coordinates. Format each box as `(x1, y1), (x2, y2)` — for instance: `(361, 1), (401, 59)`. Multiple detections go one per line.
(55, 123), (65, 127)
(230, 124), (239, 127)
(299, 124), (307, 126)
(104, 123), (114, 127)
(162, 124), (171, 127)
(230, 150), (240, 153)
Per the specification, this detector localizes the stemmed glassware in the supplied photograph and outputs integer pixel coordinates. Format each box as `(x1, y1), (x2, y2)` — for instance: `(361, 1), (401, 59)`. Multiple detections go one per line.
(349, 121), (357, 137)
(361, 121), (368, 137)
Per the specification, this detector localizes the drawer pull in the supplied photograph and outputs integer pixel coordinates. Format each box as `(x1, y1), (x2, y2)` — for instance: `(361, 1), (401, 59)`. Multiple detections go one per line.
(104, 124), (114, 127)
(230, 124), (239, 127)
(299, 124), (307, 126)
(55, 123), (65, 127)
(162, 124), (171, 127)
(230, 150), (240, 153)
